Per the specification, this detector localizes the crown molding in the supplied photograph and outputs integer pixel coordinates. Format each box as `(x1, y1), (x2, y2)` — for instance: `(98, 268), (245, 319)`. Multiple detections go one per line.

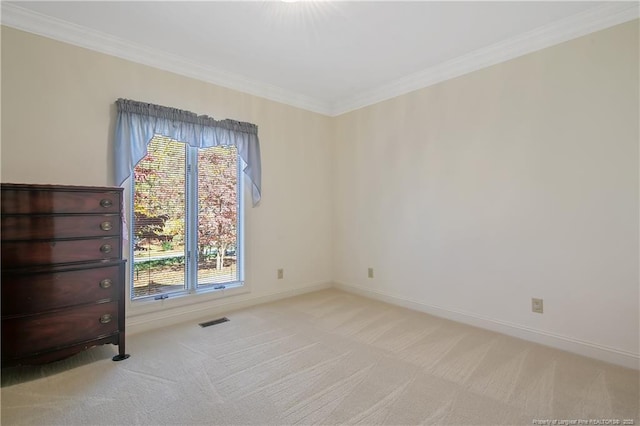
(0, 3), (334, 116)
(2, 2), (638, 117)
(329, 2), (640, 116)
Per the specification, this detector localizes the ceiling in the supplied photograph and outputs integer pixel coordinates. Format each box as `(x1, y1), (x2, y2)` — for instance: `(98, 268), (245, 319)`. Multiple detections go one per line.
(2, 1), (638, 116)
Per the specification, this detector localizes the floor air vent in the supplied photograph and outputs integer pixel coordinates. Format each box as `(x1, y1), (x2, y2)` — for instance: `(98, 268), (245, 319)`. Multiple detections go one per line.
(199, 317), (230, 328)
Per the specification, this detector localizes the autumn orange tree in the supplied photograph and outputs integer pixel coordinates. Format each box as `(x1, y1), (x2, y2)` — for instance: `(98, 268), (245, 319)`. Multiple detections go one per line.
(133, 136), (238, 271)
(133, 137), (186, 250)
(198, 146), (238, 270)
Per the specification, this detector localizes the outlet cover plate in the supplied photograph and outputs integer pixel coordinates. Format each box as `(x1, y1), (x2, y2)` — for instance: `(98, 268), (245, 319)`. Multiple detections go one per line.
(532, 298), (543, 314)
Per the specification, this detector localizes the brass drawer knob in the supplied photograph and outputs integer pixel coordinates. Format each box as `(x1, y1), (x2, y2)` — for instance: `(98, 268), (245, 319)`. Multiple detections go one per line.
(100, 314), (112, 324)
(100, 244), (112, 254)
(100, 221), (113, 231)
(100, 199), (113, 208)
(99, 279), (112, 289)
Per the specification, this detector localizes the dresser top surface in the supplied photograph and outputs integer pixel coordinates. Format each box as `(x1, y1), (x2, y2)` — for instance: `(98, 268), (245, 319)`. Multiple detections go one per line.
(1, 183), (123, 192)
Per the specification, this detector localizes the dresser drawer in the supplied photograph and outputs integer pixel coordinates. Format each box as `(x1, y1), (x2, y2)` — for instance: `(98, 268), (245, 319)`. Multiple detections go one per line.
(1, 302), (119, 359)
(2, 214), (121, 240)
(2, 237), (121, 267)
(1, 188), (120, 214)
(1, 264), (122, 316)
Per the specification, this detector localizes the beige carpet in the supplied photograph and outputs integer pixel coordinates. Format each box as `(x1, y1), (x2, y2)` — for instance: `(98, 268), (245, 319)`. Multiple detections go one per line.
(1, 289), (638, 425)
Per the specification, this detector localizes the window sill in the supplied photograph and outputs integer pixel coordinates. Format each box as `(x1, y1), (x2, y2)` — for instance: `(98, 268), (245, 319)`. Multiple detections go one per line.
(126, 282), (249, 318)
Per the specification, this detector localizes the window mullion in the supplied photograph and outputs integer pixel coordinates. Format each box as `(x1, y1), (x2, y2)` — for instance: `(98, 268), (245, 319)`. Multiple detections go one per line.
(237, 153), (245, 284)
(185, 146), (199, 293)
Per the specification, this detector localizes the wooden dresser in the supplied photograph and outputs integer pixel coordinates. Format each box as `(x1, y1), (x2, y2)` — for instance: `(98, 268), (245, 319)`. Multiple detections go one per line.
(1, 183), (129, 366)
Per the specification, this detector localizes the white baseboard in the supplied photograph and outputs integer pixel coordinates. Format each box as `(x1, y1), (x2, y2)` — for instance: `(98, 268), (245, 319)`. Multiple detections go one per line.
(126, 281), (332, 335)
(334, 282), (640, 370)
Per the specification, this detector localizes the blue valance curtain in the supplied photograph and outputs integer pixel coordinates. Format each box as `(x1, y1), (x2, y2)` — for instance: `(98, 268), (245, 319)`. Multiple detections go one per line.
(114, 98), (262, 206)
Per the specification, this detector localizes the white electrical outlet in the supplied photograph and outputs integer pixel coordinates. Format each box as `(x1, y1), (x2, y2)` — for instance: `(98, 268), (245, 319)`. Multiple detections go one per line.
(368, 268), (374, 279)
(532, 298), (543, 314)
(277, 268), (284, 279)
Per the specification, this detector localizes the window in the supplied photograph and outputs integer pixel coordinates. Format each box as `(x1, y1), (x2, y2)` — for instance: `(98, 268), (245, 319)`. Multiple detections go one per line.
(114, 99), (261, 302)
(131, 136), (242, 300)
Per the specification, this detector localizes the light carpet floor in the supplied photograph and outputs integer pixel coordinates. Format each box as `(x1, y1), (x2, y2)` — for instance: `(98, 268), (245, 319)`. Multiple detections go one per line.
(1, 288), (638, 425)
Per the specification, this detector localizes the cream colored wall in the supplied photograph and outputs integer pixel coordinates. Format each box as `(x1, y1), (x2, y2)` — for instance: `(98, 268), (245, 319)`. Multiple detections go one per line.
(1, 26), (334, 328)
(333, 20), (639, 364)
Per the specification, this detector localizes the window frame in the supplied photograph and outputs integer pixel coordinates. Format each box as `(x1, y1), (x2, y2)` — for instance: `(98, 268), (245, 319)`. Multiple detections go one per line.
(128, 139), (245, 303)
